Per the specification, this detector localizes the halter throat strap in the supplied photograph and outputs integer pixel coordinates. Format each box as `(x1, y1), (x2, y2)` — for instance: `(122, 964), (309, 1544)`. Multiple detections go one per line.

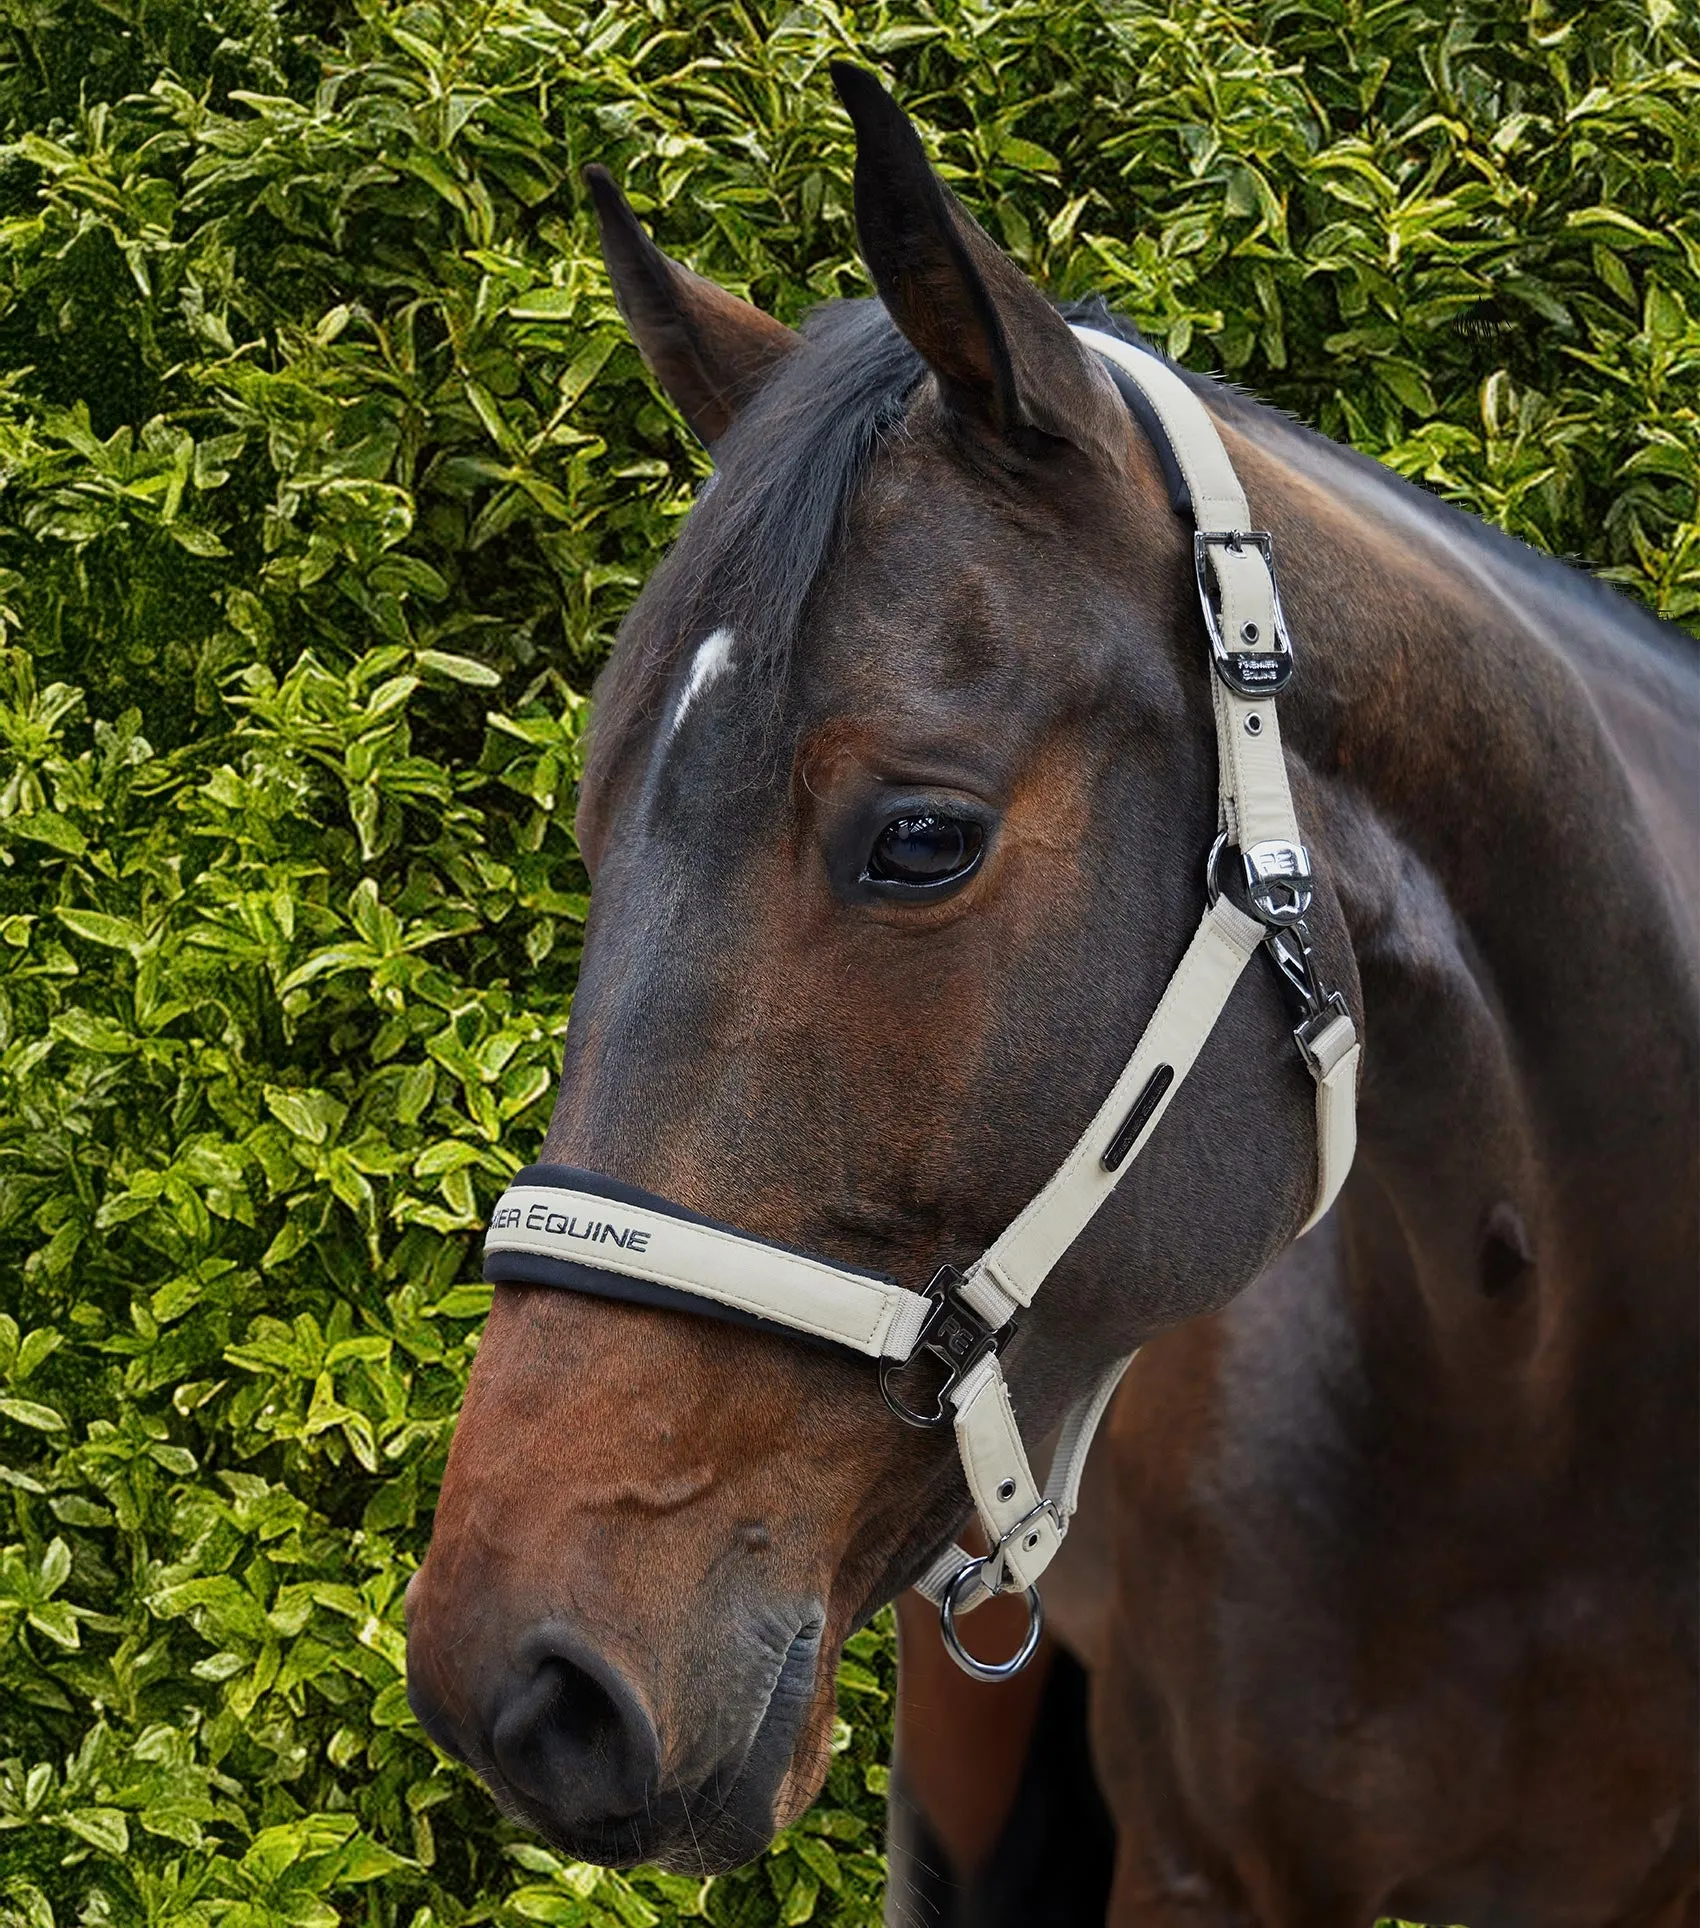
(482, 331), (1360, 1676)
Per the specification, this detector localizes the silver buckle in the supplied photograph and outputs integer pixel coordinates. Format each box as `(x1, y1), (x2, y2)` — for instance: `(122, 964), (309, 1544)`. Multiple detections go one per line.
(1295, 991), (1352, 1074)
(989, 1498), (1060, 1582)
(1194, 530), (1294, 696)
(1241, 839), (1312, 924)
(1206, 830), (1313, 928)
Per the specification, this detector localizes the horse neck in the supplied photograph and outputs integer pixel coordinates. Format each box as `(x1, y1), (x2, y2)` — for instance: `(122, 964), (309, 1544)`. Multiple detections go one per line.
(1241, 414), (1699, 1440)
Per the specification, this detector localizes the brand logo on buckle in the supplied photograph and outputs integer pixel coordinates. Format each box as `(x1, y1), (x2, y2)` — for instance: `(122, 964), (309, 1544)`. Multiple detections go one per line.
(1242, 839), (1313, 924)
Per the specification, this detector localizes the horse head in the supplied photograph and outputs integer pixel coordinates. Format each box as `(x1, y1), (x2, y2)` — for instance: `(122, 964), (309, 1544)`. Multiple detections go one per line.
(404, 67), (1354, 1870)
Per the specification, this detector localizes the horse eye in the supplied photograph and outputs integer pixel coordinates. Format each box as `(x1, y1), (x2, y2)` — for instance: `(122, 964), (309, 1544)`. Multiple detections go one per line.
(864, 814), (984, 889)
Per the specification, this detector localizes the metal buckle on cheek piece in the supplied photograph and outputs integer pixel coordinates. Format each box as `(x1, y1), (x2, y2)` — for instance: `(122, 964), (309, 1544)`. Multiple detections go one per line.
(880, 1267), (1003, 1430)
(1210, 841), (1349, 1073)
(1195, 530), (1294, 697)
(1241, 840), (1312, 925)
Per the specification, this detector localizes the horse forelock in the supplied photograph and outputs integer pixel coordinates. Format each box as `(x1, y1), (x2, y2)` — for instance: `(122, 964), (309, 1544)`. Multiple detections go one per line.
(585, 299), (922, 794)
(581, 297), (1164, 806)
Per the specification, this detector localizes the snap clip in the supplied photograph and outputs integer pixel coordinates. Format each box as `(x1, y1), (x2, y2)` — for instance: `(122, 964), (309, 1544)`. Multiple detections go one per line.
(880, 1268), (1002, 1429)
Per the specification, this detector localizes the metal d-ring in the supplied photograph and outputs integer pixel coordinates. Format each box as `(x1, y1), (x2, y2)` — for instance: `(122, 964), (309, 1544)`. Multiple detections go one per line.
(939, 1558), (1044, 1682)
(1205, 828), (1230, 907)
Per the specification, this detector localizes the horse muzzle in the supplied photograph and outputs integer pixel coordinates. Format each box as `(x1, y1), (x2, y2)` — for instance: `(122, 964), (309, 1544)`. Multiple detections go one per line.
(404, 1569), (826, 1870)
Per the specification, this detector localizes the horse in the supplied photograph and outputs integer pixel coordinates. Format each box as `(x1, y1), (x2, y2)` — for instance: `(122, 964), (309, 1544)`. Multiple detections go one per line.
(403, 66), (1699, 1928)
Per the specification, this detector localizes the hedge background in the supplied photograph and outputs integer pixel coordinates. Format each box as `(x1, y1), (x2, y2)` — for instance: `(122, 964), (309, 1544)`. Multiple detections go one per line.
(0, 0), (1694, 1923)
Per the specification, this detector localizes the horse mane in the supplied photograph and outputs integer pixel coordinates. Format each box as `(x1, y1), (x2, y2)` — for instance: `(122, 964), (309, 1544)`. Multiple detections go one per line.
(585, 290), (1693, 787)
(1193, 360), (1697, 689)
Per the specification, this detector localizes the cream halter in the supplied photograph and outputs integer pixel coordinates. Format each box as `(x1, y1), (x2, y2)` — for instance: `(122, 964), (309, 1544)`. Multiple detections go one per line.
(483, 329), (1361, 1679)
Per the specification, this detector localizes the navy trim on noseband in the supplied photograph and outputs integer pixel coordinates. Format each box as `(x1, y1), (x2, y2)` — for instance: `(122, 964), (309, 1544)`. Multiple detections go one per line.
(482, 1164), (893, 1353)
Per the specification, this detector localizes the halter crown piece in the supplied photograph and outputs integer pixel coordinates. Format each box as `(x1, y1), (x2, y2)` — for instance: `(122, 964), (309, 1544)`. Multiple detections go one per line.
(483, 331), (1362, 1680)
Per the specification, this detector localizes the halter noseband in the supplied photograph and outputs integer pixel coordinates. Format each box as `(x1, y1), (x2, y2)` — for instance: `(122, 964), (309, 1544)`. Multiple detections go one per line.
(483, 330), (1361, 1679)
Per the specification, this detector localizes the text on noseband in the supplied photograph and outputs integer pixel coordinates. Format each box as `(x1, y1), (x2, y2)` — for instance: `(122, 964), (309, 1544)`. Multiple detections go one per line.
(490, 1201), (653, 1253)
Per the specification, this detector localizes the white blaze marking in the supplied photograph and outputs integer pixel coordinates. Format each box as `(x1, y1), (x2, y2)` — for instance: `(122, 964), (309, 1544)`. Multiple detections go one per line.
(668, 626), (734, 740)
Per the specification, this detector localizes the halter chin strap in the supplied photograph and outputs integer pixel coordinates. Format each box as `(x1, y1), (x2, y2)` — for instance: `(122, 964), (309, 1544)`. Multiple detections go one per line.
(483, 331), (1360, 1680)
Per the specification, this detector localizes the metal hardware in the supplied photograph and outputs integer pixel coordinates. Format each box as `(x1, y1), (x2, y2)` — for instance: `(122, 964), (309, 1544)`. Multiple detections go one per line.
(939, 1559), (1045, 1681)
(1102, 1063), (1175, 1171)
(1296, 991), (1353, 1073)
(880, 1268), (1002, 1429)
(1244, 712), (1263, 735)
(1242, 839), (1313, 924)
(1205, 827), (1230, 906)
(1264, 920), (1323, 1021)
(1263, 921), (1353, 1072)
(995, 1497), (1060, 1563)
(1194, 530), (1294, 696)
(1207, 831), (1313, 926)
(996, 1477), (1016, 1501)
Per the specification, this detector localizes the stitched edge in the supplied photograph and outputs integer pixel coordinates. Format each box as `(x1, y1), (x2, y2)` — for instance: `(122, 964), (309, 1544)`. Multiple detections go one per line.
(486, 1189), (929, 1353)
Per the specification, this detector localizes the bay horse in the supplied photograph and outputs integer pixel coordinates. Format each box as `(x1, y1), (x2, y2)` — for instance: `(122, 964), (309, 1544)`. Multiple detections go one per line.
(404, 67), (1699, 1928)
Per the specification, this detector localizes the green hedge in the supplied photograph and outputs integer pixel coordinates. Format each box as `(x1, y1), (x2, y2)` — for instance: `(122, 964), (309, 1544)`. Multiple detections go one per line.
(0, 0), (1694, 1924)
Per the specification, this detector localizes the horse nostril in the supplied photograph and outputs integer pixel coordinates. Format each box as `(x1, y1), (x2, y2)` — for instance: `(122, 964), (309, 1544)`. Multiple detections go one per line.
(539, 1657), (620, 1753)
(490, 1626), (660, 1822)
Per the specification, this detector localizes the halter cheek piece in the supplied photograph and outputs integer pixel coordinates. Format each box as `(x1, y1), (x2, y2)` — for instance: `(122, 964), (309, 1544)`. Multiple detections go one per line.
(483, 331), (1362, 1681)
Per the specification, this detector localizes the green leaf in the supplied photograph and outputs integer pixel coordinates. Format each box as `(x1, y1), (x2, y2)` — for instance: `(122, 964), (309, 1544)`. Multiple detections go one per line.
(168, 524), (231, 557)
(416, 649), (502, 687)
(334, 1833), (413, 1882)
(8, 811), (87, 856)
(1645, 279), (1688, 343)
(14, 1328), (62, 1380)
(1, 1881), (55, 1928)
(510, 1891), (589, 1924)
(413, 1139), (487, 1176)
(0, 1398), (67, 1432)
(60, 1808), (129, 1855)
(507, 286), (579, 320)
(998, 135), (1059, 174)
(39, 1537), (70, 1592)
(56, 909), (148, 957)
(778, 1874), (819, 1925)
(264, 1087), (346, 1146)
(27, 1600), (81, 1648)
(51, 1010), (137, 1053)
(1377, 359), (1436, 416)
(428, 1283), (492, 1318)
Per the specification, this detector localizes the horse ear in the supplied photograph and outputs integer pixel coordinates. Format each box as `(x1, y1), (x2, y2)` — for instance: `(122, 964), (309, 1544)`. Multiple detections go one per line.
(830, 65), (1118, 455)
(584, 165), (800, 450)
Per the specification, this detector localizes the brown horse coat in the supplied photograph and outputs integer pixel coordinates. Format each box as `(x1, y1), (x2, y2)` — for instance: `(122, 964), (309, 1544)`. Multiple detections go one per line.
(405, 69), (1698, 1928)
